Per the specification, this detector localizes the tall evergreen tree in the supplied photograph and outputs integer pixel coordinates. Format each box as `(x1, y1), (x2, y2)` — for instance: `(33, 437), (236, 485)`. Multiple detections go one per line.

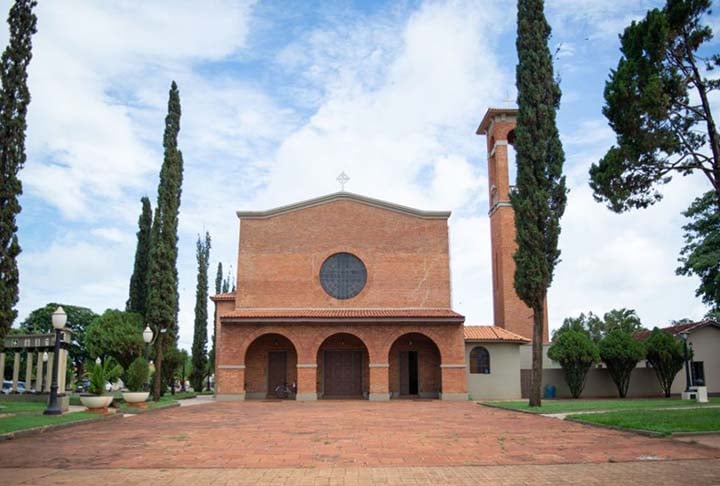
(207, 261), (223, 383)
(146, 81), (184, 401)
(126, 197), (152, 316)
(512, 0), (567, 407)
(190, 232), (210, 391)
(0, 0), (37, 348)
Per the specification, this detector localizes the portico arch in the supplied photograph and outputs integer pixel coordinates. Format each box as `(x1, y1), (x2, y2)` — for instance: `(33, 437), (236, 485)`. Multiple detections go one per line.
(316, 332), (369, 399)
(388, 332), (441, 398)
(244, 333), (298, 399)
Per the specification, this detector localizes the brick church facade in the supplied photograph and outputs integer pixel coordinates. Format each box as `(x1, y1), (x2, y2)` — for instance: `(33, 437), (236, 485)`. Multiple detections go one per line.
(212, 107), (543, 401)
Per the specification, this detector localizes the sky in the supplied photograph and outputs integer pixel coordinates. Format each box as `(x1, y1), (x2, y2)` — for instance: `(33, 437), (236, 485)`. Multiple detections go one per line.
(3, 0), (717, 352)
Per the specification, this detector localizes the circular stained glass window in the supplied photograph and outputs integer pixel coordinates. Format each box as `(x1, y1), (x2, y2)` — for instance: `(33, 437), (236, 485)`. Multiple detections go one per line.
(319, 252), (367, 300)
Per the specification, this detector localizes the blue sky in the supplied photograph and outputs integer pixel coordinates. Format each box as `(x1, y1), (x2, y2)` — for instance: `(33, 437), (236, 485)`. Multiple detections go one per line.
(4, 0), (717, 351)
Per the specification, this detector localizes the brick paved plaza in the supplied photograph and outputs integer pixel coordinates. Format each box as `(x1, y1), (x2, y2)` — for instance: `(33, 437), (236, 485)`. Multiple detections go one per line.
(1, 401), (719, 484)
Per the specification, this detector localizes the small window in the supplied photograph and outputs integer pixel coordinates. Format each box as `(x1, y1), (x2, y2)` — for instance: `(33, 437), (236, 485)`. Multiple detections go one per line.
(692, 362), (705, 386)
(470, 346), (490, 374)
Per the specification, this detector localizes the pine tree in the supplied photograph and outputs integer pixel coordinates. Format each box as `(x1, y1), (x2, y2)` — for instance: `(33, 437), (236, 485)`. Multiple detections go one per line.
(126, 197), (152, 316)
(146, 81), (184, 401)
(0, 0), (37, 348)
(512, 0), (567, 407)
(190, 232), (210, 391)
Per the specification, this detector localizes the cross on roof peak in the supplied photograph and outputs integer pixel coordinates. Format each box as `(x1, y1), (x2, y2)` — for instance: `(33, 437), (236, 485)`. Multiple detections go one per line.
(336, 171), (350, 191)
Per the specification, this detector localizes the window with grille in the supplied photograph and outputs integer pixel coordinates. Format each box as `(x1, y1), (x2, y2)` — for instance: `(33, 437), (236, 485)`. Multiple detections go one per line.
(470, 346), (490, 374)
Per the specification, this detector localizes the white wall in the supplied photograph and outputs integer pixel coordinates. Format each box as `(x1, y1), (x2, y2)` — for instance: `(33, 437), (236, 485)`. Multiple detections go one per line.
(465, 342), (521, 400)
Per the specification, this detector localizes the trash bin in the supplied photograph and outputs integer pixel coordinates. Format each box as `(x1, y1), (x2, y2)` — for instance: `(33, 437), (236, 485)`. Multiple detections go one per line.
(543, 384), (556, 399)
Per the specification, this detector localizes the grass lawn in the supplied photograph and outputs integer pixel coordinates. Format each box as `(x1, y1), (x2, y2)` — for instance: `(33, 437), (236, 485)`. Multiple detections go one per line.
(0, 401), (102, 435)
(569, 408), (720, 435)
(484, 397), (720, 414)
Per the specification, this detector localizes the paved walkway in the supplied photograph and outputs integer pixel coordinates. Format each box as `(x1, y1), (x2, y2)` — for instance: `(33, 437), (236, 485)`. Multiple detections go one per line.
(4, 461), (720, 485)
(0, 401), (717, 469)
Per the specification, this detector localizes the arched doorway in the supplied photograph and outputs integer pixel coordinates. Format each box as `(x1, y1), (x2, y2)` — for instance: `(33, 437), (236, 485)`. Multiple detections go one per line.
(388, 333), (441, 398)
(244, 333), (298, 399)
(316, 333), (369, 399)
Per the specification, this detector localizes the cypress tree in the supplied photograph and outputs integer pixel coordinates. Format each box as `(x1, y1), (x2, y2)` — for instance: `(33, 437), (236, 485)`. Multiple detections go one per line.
(191, 232), (210, 391)
(215, 262), (223, 295)
(0, 0), (36, 348)
(146, 81), (184, 401)
(207, 261), (223, 384)
(512, 0), (567, 407)
(126, 197), (152, 316)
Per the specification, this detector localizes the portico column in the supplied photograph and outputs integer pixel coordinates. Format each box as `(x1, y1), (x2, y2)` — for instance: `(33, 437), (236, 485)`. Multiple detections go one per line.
(25, 351), (33, 391)
(35, 352), (43, 393)
(57, 349), (67, 394)
(369, 363), (390, 400)
(44, 352), (53, 393)
(0, 353), (5, 381)
(439, 364), (468, 400)
(296, 363), (317, 400)
(11, 352), (20, 392)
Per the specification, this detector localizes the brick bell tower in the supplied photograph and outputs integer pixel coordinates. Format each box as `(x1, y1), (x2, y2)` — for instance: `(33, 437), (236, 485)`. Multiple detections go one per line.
(476, 108), (548, 343)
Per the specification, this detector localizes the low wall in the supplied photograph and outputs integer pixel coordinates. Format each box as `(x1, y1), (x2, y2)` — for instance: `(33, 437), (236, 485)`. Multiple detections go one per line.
(540, 367), (664, 398)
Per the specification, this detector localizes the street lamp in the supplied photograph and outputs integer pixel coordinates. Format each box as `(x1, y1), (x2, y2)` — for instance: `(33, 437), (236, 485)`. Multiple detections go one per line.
(44, 306), (67, 415)
(680, 331), (692, 393)
(143, 325), (153, 361)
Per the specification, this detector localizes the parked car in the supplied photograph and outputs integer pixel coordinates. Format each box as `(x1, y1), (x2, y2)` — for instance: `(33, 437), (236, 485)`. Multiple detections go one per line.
(2, 380), (26, 394)
(75, 378), (90, 393)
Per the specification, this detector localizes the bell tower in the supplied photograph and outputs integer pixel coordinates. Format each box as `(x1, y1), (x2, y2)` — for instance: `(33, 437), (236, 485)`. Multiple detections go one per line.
(476, 108), (548, 342)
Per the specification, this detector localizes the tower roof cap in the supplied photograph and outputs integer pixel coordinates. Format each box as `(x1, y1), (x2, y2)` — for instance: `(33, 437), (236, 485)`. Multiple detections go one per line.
(476, 107), (519, 135)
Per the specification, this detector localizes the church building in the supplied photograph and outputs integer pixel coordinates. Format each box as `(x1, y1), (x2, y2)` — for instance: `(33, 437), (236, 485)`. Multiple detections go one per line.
(211, 107), (535, 401)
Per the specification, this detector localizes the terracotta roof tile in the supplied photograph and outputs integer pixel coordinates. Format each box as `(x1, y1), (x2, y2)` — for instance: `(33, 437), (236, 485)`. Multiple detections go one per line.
(221, 308), (464, 321)
(634, 319), (719, 340)
(463, 326), (530, 343)
(210, 293), (236, 302)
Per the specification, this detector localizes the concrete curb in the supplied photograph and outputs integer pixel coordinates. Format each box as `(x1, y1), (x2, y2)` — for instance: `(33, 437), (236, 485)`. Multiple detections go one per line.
(671, 430), (720, 437)
(477, 402), (545, 415)
(0, 413), (123, 442)
(118, 401), (181, 415)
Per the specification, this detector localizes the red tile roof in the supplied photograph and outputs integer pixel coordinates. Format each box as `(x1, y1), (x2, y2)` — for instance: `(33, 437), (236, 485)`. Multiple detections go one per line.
(463, 326), (530, 343)
(210, 293), (236, 302)
(634, 319), (719, 340)
(221, 308), (464, 321)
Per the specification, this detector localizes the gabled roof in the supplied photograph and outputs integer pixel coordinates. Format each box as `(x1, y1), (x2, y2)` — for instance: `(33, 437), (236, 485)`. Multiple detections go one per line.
(235, 192), (451, 220)
(634, 319), (720, 340)
(221, 307), (464, 322)
(464, 325), (530, 343)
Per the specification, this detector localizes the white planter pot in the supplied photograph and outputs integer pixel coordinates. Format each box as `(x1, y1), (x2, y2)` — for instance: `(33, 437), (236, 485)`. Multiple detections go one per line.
(122, 391), (149, 404)
(80, 395), (114, 409)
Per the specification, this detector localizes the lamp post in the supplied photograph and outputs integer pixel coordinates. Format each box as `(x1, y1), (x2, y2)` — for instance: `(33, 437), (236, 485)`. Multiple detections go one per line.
(44, 306), (67, 415)
(680, 331), (691, 393)
(142, 325), (153, 392)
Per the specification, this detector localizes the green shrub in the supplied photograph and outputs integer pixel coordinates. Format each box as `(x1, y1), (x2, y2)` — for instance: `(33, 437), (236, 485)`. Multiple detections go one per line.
(548, 329), (599, 398)
(86, 358), (123, 396)
(599, 329), (645, 398)
(645, 328), (685, 397)
(126, 357), (149, 392)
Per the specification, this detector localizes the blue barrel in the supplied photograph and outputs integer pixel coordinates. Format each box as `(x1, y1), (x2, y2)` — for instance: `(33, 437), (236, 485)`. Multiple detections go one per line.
(543, 384), (556, 399)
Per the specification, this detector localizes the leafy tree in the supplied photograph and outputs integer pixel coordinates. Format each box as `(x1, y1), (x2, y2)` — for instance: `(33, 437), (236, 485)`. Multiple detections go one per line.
(160, 345), (183, 396)
(84, 309), (144, 372)
(146, 81), (184, 401)
(126, 197), (152, 316)
(0, 0), (37, 349)
(590, 0), (720, 211)
(556, 308), (644, 342)
(599, 329), (646, 398)
(20, 303), (97, 377)
(547, 329), (599, 398)
(126, 356), (149, 392)
(677, 191), (720, 312)
(645, 328), (685, 397)
(513, 0), (568, 407)
(190, 232), (210, 391)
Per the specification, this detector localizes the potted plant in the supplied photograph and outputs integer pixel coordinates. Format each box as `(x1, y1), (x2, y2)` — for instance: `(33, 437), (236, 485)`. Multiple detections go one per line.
(80, 357), (123, 412)
(122, 357), (150, 407)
